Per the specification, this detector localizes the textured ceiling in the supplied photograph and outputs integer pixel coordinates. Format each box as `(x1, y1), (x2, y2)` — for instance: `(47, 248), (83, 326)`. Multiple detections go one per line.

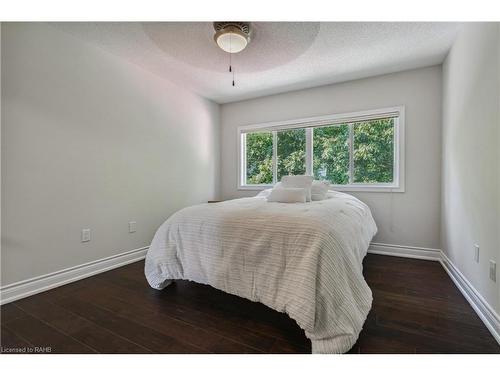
(52, 22), (462, 104)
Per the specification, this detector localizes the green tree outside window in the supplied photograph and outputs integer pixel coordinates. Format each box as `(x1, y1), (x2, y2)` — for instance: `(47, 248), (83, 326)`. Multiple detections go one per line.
(244, 117), (394, 185)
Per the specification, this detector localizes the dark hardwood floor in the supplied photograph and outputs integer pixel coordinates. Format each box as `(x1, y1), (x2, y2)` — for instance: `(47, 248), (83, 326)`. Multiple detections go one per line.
(1, 254), (499, 354)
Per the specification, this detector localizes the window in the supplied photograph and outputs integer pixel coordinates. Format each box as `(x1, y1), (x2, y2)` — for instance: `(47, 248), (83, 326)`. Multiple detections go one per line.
(313, 124), (350, 184)
(245, 131), (273, 185)
(353, 118), (394, 184)
(277, 128), (306, 180)
(239, 107), (404, 192)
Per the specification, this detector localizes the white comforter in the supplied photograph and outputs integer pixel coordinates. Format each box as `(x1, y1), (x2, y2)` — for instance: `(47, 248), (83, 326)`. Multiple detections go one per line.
(145, 191), (377, 353)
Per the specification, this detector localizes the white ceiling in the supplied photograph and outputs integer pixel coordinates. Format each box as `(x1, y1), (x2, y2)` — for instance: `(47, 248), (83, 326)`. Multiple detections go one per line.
(53, 22), (462, 104)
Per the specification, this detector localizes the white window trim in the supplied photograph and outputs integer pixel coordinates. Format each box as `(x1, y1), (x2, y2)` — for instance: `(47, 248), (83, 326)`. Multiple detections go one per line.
(237, 106), (405, 193)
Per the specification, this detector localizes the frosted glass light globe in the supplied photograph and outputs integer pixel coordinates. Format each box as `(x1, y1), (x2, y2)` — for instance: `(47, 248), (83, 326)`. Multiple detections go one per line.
(214, 27), (249, 53)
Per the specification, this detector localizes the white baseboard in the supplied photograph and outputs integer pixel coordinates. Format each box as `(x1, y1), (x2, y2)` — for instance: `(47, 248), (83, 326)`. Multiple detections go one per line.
(369, 242), (500, 346)
(0, 246), (148, 305)
(439, 252), (500, 345)
(368, 242), (442, 261)
(2, 241), (499, 347)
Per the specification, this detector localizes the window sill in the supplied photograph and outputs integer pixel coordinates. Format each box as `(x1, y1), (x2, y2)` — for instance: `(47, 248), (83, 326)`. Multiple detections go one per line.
(238, 185), (273, 191)
(238, 184), (404, 193)
(330, 185), (405, 193)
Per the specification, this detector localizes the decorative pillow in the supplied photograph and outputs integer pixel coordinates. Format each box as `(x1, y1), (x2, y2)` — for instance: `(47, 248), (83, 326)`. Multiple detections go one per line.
(256, 188), (272, 198)
(280, 175), (313, 202)
(267, 187), (307, 203)
(311, 180), (330, 201)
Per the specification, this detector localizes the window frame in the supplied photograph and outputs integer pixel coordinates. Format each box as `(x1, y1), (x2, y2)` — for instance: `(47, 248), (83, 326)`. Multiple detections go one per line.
(237, 106), (405, 193)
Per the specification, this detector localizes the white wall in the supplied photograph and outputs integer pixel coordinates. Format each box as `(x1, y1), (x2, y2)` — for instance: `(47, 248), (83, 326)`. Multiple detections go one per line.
(0, 23), (2, 268)
(1, 23), (220, 286)
(221, 66), (443, 249)
(442, 23), (500, 313)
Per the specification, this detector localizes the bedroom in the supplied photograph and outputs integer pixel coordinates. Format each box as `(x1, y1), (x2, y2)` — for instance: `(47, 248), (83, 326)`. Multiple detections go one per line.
(1, 0), (499, 372)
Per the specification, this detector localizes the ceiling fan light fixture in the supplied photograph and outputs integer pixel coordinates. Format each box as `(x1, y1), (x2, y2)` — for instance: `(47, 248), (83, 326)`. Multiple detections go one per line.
(213, 22), (251, 54)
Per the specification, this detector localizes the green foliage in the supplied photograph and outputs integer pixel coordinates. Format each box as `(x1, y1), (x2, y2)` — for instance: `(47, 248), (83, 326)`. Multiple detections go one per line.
(246, 132), (273, 184)
(245, 118), (394, 185)
(313, 124), (349, 184)
(277, 128), (306, 180)
(353, 119), (394, 183)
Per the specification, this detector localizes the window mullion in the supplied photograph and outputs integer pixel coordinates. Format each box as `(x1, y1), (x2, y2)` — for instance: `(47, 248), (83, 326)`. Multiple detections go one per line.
(348, 123), (354, 184)
(272, 131), (277, 184)
(242, 133), (247, 186)
(305, 128), (313, 176)
(393, 118), (398, 185)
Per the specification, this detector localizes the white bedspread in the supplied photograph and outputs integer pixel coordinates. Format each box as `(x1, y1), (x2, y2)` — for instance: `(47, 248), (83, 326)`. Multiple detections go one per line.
(145, 191), (377, 353)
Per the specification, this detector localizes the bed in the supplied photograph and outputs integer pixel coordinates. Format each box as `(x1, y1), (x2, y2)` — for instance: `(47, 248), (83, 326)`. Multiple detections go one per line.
(145, 190), (377, 353)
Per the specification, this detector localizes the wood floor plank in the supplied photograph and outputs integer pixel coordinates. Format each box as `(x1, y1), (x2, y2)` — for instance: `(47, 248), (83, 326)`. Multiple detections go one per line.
(26, 276), (97, 303)
(372, 289), (482, 324)
(96, 273), (297, 352)
(1, 303), (28, 324)
(0, 325), (35, 353)
(14, 297), (152, 353)
(132, 276), (309, 347)
(360, 323), (494, 354)
(374, 304), (494, 341)
(54, 295), (207, 353)
(68, 284), (262, 353)
(1, 254), (498, 354)
(3, 314), (97, 353)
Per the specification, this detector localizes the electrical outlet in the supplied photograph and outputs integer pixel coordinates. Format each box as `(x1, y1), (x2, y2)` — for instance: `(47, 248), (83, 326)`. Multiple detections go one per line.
(128, 221), (137, 233)
(474, 244), (480, 263)
(81, 229), (91, 242)
(489, 260), (496, 282)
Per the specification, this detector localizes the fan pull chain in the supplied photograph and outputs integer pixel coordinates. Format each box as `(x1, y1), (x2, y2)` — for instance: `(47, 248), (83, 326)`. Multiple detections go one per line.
(229, 33), (235, 86)
(229, 53), (235, 86)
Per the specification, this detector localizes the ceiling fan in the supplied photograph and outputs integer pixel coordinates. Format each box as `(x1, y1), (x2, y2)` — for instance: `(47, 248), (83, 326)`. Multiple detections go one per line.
(213, 22), (252, 86)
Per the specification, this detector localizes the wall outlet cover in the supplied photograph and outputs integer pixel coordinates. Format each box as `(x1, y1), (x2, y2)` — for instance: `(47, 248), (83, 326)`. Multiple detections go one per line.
(129, 221), (137, 233)
(474, 244), (480, 263)
(81, 229), (91, 242)
(489, 260), (496, 282)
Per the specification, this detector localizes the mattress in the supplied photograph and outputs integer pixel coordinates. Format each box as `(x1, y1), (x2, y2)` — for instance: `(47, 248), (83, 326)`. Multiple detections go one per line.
(145, 191), (377, 353)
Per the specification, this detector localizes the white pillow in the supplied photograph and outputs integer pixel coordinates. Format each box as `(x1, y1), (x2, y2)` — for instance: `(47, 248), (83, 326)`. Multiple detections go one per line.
(267, 187), (307, 203)
(256, 188), (272, 198)
(281, 175), (313, 202)
(256, 182), (282, 198)
(256, 182), (284, 198)
(311, 180), (329, 201)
